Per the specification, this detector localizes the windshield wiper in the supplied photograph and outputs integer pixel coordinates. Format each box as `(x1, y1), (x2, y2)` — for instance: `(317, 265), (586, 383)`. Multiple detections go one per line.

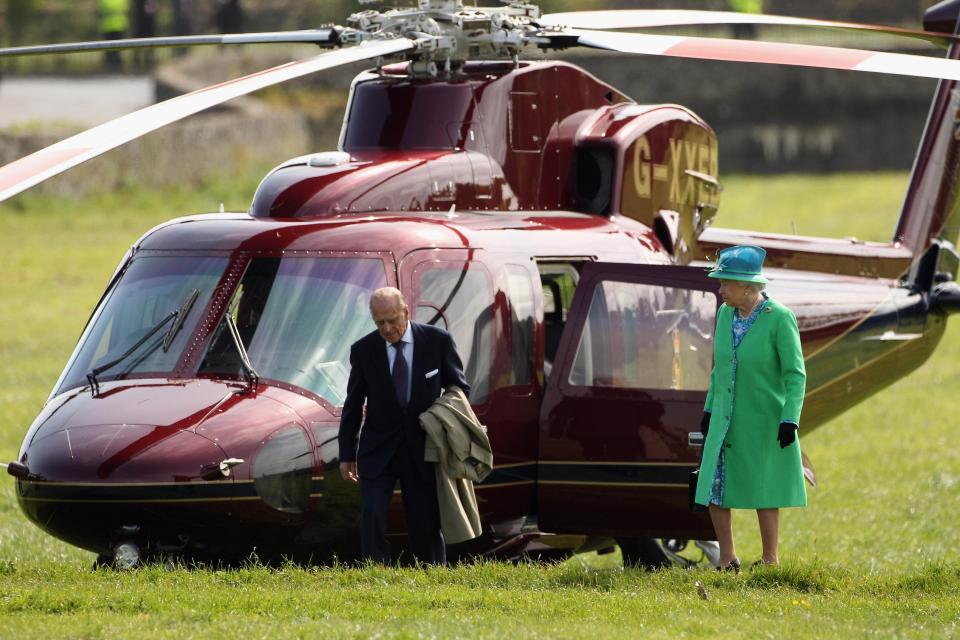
(224, 311), (260, 393)
(86, 288), (200, 397)
(162, 288), (200, 352)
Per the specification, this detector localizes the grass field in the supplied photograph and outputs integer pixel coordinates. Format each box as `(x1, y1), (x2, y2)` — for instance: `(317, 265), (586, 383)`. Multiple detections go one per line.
(0, 172), (957, 638)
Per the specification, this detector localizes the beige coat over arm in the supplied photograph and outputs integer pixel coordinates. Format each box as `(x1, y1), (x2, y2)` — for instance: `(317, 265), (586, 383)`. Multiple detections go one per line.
(420, 386), (493, 544)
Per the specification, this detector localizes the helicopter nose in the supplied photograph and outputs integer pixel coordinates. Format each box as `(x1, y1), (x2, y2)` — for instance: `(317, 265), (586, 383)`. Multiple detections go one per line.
(21, 422), (228, 484)
(17, 379), (244, 484)
(13, 378), (338, 559)
(14, 419), (236, 558)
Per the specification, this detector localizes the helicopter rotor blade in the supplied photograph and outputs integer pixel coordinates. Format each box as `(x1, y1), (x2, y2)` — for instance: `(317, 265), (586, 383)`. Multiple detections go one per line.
(0, 38), (417, 205)
(539, 10), (957, 47)
(0, 30), (340, 58)
(563, 30), (960, 83)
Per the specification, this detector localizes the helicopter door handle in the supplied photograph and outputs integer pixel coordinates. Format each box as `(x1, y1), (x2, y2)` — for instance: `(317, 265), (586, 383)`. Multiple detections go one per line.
(688, 432), (704, 448)
(201, 458), (245, 481)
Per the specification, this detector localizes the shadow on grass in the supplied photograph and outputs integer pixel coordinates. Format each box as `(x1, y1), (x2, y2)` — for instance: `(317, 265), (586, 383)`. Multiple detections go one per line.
(741, 561), (842, 593)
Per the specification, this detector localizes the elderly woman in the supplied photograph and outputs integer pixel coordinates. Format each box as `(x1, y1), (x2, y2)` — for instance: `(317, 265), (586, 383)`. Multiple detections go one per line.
(694, 245), (807, 571)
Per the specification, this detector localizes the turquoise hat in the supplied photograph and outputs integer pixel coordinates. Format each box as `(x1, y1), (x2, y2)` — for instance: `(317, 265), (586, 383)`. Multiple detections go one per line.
(707, 245), (768, 284)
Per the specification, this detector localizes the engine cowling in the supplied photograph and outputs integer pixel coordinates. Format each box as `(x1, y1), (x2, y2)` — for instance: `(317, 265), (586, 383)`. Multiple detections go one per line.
(572, 103), (721, 263)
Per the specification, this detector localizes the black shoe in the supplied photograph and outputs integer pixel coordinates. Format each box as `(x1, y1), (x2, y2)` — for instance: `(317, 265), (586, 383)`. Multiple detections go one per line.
(717, 558), (741, 574)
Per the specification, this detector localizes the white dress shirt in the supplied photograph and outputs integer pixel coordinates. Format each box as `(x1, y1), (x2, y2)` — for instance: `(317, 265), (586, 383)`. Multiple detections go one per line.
(384, 322), (414, 404)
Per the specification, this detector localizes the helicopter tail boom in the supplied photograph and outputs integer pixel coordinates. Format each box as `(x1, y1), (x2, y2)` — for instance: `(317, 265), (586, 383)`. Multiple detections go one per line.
(895, 3), (960, 287)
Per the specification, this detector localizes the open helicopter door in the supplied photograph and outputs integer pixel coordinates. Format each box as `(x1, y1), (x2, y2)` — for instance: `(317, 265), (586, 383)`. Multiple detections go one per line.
(537, 262), (719, 540)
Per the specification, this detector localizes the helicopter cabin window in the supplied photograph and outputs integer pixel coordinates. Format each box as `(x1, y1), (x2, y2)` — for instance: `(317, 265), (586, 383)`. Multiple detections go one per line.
(198, 257), (387, 405)
(568, 281), (715, 391)
(412, 262), (493, 404)
(343, 82), (479, 151)
(57, 255), (228, 394)
(538, 262), (581, 375)
(505, 265), (535, 386)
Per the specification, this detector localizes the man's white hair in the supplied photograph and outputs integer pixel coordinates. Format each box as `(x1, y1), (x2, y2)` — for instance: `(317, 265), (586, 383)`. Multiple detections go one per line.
(369, 287), (407, 311)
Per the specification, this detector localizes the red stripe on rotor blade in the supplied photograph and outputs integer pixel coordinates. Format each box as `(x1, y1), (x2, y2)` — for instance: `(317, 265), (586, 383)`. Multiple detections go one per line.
(0, 148), (89, 193)
(666, 38), (874, 70)
(184, 59), (303, 96)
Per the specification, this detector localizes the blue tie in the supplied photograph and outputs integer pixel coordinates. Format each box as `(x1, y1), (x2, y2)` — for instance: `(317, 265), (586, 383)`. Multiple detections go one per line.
(392, 340), (408, 408)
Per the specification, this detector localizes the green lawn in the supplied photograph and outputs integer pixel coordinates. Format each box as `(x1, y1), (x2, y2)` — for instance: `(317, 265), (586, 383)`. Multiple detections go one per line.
(0, 172), (957, 639)
(719, 171), (910, 242)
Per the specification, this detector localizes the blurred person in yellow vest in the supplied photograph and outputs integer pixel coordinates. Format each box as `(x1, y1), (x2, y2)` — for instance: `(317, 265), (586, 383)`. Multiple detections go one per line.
(729, 0), (763, 38)
(99, 0), (130, 71)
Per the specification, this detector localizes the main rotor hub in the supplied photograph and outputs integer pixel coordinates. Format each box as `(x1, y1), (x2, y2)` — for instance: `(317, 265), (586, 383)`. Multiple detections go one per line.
(344, 1), (544, 77)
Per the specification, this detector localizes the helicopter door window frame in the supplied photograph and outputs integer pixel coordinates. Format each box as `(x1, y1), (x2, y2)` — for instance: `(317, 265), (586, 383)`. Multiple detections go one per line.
(536, 262), (720, 538)
(534, 257), (595, 379)
(554, 263), (720, 398)
(565, 277), (716, 392)
(403, 250), (497, 409)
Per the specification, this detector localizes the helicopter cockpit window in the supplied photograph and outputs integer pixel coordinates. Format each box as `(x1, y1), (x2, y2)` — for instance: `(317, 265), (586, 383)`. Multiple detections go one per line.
(413, 262), (493, 404)
(198, 257), (387, 405)
(569, 281), (715, 391)
(56, 256), (228, 393)
(343, 82), (478, 151)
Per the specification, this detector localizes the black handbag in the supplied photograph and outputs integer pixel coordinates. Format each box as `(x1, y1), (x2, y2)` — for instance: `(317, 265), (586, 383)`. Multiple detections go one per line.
(689, 468), (707, 513)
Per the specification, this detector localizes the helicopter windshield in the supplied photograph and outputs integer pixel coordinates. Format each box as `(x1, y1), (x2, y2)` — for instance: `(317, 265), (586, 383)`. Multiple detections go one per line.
(57, 255), (229, 393)
(198, 256), (387, 405)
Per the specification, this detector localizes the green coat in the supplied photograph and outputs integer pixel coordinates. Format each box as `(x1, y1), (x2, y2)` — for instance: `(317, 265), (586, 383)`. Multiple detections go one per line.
(694, 297), (807, 509)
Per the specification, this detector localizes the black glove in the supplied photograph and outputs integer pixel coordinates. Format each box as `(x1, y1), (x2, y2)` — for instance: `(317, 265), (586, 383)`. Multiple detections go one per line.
(700, 412), (711, 438)
(777, 422), (797, 448)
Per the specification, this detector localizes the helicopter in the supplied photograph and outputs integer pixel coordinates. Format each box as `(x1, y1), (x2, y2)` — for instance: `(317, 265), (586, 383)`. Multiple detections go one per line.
(3, 0), (960, 569)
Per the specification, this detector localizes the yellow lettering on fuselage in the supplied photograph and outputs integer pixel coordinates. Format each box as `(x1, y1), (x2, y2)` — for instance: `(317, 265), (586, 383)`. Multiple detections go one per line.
(668, 138), (684, 203)
(624, 132), (719, 222)
(621, 127), (720, 260)
(661, 136), (717, 207)
(681, 140), (698, 205)
(697, 142), (711, 203)
(633, 135), (652, 198)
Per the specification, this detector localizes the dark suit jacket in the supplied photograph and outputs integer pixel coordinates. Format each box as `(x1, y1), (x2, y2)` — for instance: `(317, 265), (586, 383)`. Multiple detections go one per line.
(338, 322), (469, 479)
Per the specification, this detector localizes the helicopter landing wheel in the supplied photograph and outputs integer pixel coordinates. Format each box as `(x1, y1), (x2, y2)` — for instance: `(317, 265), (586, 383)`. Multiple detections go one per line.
(112, 541), (141, 570)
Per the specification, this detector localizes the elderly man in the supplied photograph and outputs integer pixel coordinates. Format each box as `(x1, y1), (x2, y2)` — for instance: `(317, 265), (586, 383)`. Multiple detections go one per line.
(338, 287), (469, 565)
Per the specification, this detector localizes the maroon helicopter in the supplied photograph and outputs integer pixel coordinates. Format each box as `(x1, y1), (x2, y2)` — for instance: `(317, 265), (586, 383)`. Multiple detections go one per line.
(4, 0), (960, 569)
